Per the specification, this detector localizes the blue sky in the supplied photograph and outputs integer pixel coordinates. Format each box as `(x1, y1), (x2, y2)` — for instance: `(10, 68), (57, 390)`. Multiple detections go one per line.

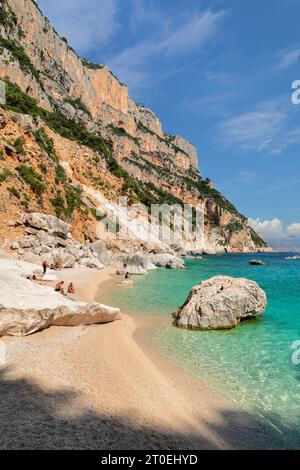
(37, 0), (300, 246)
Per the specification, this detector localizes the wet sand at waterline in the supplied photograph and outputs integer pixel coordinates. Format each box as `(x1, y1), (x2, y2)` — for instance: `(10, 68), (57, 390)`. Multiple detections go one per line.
(0, 267), (277, 449)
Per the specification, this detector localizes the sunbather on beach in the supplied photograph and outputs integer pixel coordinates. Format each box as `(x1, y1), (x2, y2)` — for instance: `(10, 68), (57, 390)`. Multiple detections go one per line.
(55, 281), (65, 295)
(67, 283), (75, 294)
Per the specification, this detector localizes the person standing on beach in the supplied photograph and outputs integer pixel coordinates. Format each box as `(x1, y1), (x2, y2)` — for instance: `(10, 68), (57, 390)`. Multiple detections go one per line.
(42, 260), (48, 275)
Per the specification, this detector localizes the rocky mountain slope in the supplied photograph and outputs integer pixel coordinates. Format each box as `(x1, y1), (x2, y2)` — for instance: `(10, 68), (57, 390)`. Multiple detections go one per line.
(0, 0), (268, 253)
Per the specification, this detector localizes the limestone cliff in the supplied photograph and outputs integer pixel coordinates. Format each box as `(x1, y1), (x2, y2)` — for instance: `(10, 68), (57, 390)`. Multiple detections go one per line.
(0, 0), (269, 253)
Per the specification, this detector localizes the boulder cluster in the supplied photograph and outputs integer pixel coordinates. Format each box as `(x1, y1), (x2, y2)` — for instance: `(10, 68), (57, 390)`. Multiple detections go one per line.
(8, 213), (105, 270)
(117, 253), (185, 275)
(7, 212), (186, 274)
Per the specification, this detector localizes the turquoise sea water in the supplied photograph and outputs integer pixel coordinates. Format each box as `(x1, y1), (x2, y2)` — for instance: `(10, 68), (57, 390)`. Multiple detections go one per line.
(101, 253), (300, 448)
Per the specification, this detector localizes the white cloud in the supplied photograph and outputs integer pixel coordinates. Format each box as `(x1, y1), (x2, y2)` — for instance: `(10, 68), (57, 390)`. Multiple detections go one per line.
(286, 223), (300, 237)
(182, 91), (237, 117)
(204, 71), (235, 84)
(157, 11), (225, 57)
(237, 170), (257, 183)
(277, 48), (300, 69)
(249, 218), (285, 240)
(37, 0), (119, 53)
(107, 9), (226, 92)
(218, 110), (286, 152)
(216, 94), (300, 154)
(129, 0), (163, 32)
(249, 218), (300, 250)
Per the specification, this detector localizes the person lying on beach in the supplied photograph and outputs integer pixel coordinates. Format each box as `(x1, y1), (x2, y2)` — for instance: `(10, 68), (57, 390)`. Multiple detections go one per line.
(67, 283), (75, 294)
(55, 281), (65, 295)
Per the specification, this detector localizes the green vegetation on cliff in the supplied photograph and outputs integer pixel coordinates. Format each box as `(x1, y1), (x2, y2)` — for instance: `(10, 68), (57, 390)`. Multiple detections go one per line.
(7, 186), (20, 199)
(0, 168), (13, 183)
(125, 152), (246, 222)
(0, 1), (17, 30)
(0, 37), (44, 89)
(250, 228), (267, 248)
(64, 98), (91, 116)
(12, 137), (25, 155)
(108, 124), (140, 146)
(51, 185), (84, 219)
(137, 121), (189, 157)
(17, 164), (45, 196)
(81, 58), (104, 70)
(226, 220), (244, 237)
(33, 128), (56, 159)
(3, 80), (111, 156)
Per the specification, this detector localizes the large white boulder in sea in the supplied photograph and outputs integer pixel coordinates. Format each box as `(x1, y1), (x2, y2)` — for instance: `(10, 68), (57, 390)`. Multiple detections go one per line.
(0, 259), (120, 337)
(176, 276), (267, 330)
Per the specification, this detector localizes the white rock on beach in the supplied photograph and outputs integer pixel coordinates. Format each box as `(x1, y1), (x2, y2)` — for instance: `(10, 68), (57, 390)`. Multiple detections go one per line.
(60, 253), (76, 269)
(176, 276), (267, 330)
(0, 303), (120, 337)
(117, 266), (147, 275)
(79, 257), (104, 270)
(117, 253), (184, 274)
(0, 259), (120, 337)
(90, 240), (106, 257)
(22, 213), (71, 239)
(8, 213), (110, 272)
(23, 252), (41, 264)
(117, 254), (157, 275)
(150, 254), (185, 270)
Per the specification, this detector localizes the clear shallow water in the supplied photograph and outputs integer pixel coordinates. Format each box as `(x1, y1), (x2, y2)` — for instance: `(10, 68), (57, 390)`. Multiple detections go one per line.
(101, 253), (300, 448)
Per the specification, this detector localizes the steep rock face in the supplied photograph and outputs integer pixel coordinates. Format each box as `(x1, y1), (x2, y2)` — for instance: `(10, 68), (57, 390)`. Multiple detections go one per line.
(128, 100), (163, 137)
(88, 66), (128, 116)
(0, 0), (269, 253)
(202, 200), (265, 253)
(173, 136), (198, 166)
(1, 0), (197, 175)
(3, 0), (128, 114)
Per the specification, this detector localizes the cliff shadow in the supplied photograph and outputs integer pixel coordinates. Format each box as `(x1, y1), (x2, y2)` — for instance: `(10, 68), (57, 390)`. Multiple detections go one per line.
(0, 366), (294, 450)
